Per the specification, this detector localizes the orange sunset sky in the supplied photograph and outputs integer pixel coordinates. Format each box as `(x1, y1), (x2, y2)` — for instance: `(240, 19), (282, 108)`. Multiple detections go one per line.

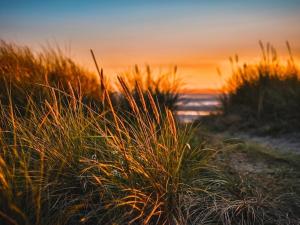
(1, 0), (300, 91)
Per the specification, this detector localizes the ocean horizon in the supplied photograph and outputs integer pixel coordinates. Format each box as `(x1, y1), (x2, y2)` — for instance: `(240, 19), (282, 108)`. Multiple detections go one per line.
(176, 93), (220, 123)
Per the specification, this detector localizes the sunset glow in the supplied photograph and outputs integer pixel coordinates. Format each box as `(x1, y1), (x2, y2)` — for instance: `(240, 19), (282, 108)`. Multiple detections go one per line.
(1, 0), (300, 91)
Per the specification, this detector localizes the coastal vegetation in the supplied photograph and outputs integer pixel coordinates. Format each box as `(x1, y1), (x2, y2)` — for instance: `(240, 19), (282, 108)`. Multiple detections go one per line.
(216, 42), (300, 134)
(0, 41), (299, 224)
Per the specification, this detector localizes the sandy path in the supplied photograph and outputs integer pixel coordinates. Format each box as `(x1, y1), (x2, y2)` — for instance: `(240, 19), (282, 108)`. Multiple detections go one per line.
(236, 132), (300, 155)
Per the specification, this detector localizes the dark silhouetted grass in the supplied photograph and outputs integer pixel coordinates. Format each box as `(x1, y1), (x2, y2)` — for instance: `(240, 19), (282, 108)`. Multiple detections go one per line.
(116, 64), (180, 120)
(219, 41), (300, 134)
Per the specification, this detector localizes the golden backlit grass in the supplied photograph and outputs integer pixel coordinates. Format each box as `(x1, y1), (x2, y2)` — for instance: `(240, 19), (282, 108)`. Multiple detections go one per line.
(0, 80), (219, 224)
(0, 40), (101, 102)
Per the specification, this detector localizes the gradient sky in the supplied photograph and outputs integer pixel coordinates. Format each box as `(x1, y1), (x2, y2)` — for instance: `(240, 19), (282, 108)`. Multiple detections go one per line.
(1, 0), (300, 90)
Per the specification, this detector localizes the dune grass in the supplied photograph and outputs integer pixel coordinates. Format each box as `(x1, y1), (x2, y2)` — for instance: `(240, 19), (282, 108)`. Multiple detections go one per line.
(219, 41), (300, 133)
(0, 40), (102, 108)
(0, 40), (179, 118)
(117, 64), (180, 112)
(0, 78), (220, 224)
(0, 40), (299, 224)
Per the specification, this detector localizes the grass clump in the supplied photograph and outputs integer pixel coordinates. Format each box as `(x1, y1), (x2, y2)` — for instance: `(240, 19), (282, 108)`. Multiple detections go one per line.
(0, 40), (102, 111)
(0, 81), (219, 224)
(219, 41), (300, 134)
(115, 64), (180, 119)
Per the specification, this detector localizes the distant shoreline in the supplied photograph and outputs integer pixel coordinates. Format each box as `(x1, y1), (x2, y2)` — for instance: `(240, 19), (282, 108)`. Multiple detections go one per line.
(176, 93), (220, 123)
(179, 88), (222, 94)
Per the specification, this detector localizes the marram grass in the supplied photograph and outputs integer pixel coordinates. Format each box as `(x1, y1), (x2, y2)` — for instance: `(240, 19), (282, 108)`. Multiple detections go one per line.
(0, 80), (218, 225)
(220, 41), (300, 132)
(0, 41), (298, 225)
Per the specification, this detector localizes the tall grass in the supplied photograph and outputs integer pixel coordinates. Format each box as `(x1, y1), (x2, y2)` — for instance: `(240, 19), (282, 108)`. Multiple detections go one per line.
(117, 65), (180, 114)
(0, 79), (220, 224)
(0, 41), (179, 117)
(0, 40), (102, 110)
(220, 42), (300, 133)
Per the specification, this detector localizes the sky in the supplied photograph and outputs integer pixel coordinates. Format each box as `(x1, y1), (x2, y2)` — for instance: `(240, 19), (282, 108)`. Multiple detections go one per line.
(1, 0), (300, 90)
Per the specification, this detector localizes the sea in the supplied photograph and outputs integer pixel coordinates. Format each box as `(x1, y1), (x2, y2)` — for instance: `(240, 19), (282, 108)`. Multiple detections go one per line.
(175, 94), (220, 123)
